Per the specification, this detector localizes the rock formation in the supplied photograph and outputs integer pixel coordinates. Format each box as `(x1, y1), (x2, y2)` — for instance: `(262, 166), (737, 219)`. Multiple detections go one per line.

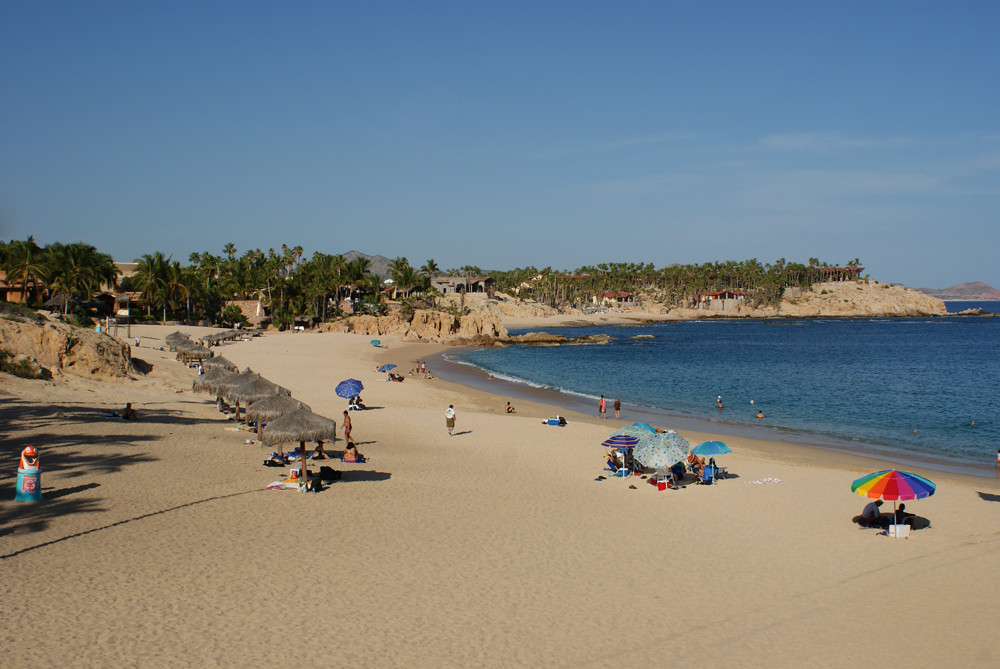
(0, 316), (133, 379)
(323, 308), (508, 343)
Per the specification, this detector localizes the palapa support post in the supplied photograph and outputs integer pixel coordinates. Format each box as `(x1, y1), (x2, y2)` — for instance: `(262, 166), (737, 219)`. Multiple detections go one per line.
(15, 445), (43, 502)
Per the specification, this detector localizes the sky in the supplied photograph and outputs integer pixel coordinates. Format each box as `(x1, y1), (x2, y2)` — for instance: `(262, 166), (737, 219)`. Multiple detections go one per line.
(1, 1), (998, 289)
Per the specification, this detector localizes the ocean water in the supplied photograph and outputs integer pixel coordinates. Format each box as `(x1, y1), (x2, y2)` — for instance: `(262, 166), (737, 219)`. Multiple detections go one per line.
(446, 316), (1000, 475)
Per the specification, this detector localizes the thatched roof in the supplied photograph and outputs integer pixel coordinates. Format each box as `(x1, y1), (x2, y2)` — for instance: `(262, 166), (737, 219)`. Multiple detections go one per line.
(262, 408), (337, 446)
(224, 373), (289, 404)
(200, 355), (238, 372)
(192, 367), (241, 394)
(181, 346), (214, 360)
(246, 394), (310, 422)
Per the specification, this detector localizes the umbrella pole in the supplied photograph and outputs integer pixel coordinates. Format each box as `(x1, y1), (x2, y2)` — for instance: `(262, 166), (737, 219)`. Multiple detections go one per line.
(300, 441), (307, 490)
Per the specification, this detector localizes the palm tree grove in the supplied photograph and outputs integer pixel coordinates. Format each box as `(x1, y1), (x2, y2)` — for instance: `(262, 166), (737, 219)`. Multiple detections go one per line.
(0, 237), (863, 328)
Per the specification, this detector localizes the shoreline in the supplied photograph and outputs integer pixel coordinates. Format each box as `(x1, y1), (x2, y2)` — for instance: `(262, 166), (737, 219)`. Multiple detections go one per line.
(427, 345), (996, 482)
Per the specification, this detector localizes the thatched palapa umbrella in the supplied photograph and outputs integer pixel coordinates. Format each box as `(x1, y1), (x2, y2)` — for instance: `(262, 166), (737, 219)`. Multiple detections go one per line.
(201, 355), (239, 372)
(246, 394), (311, 443)
(262, 408), (337, 486)
(165, 331), (189, 350)
(193, 367), (242, 410)
(225, 373), (289, 421)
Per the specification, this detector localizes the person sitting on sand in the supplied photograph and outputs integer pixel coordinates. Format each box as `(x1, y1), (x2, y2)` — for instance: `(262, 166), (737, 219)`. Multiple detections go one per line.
(894, 503), (915, 526)
(342, 439), (363, 463)
(505, 402), (515, 414)
(312, 439), (328, 460)
(117, 402), (138, 420)
(860, 499), (885, 526)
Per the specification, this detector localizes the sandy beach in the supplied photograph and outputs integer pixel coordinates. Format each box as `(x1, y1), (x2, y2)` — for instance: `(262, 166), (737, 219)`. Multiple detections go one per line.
(2, 324), (999, 667)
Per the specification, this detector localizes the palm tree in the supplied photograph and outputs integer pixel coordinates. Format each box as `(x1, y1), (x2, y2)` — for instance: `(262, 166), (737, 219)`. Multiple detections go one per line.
(45, 242), (109, 314)
(133, 252), (170, 318)
(162, 261), (189, 322)
(2, 237), (46, 305)
(420, 259), (440, 277)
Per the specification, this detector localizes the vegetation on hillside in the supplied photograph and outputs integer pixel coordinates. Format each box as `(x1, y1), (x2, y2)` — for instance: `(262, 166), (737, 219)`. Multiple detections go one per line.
(1, 237), (863, 326)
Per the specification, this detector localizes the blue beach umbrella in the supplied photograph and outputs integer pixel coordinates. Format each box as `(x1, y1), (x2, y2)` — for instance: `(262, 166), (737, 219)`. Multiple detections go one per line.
(335, 378), (364, 399)
(691, 441), (733, 457)
(378, 364), (397, 373)
(370, 339), (381, 347)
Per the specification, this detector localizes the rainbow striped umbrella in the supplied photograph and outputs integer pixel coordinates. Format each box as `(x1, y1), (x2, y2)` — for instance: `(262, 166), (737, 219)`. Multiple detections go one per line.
(851, 470), (936, 523)
(851, 470), (936, 501)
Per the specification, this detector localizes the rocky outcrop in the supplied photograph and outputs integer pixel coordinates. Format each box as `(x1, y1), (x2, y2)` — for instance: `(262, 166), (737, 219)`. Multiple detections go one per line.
(640, 281), (946, 319)
(324, 308), (508, 343)
(0, 317), (133, 379)
(774, 281), (946, 317)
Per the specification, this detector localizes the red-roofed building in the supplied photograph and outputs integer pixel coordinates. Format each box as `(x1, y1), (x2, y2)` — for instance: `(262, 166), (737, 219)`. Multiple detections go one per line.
(698, 290), (746, 311)
(595, 291), (634, 306)
(820, 267), (865, 281)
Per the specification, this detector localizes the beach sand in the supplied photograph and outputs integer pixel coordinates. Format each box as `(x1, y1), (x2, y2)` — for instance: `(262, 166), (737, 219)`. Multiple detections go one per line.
(2, 324), (999, 667)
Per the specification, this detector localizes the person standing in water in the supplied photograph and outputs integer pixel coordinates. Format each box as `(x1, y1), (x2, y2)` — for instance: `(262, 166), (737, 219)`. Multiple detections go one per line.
(613, 397), (621, 419)
(716, 396), (724, 409)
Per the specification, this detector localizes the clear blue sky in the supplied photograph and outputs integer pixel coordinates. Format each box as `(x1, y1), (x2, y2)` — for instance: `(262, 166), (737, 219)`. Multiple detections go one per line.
(2, 1), (997, 288)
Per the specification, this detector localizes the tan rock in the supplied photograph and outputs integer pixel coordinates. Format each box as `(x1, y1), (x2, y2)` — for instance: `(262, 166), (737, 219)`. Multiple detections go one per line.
(0, 317), (133, 379)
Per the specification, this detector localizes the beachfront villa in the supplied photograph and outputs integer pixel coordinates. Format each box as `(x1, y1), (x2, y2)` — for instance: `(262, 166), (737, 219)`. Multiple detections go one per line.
(595, 291), (634, 307)
(430, 275), (494, 295)
(698, 289), (746, 311)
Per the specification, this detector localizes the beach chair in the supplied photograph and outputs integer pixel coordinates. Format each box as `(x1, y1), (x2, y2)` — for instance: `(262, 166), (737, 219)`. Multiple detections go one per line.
(697, 464), (716, 485)
(603, 457), (630, 477)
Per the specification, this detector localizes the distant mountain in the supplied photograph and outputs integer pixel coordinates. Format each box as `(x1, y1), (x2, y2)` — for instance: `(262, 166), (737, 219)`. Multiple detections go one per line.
(341, 250), (393, 279)
(914, 281), (1000, 300)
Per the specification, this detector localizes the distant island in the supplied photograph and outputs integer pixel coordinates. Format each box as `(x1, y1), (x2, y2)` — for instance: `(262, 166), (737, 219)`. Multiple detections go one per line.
(914, 281), (1000, 301)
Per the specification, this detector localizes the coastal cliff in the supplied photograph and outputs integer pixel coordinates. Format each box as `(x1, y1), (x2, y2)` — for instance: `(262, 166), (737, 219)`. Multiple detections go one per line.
(617, 281), (944, 319)
(323, 308), (508, 344)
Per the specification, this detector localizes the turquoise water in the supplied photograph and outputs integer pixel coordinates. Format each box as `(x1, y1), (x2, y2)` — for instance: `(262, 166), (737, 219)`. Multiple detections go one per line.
(447, 316), (1000, 474)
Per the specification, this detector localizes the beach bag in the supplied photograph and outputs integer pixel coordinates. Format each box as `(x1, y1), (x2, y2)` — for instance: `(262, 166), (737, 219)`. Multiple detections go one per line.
(319, 466), (341, 482)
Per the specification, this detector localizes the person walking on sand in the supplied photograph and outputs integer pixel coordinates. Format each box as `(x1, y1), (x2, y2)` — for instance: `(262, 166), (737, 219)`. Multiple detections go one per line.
(342, 410), (352, 442)
(446, 404), (456, 435)
(599, 395), (607, 419)
(613, 397), (621, 419)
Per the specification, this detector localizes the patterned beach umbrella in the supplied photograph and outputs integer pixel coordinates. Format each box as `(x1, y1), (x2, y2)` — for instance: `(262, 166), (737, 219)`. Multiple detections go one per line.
(335, 378), (364, 399)
(691, 441), (732, 457)
(378, 364), (397, 373)
(631, 423), (656, 432)
(635, 431), (690, 469)
(851, 470), (936, 501)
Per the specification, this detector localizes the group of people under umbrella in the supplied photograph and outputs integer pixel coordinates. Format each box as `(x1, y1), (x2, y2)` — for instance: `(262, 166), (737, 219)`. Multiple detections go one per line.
(601, 423), (732, 487)
(190, 348), (366, 491)
(600, 422), (936, 535)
